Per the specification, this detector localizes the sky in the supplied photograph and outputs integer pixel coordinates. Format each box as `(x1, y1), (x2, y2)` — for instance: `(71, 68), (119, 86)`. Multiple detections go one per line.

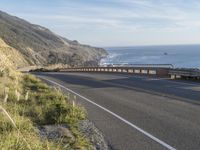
(1, 0), (200, 47)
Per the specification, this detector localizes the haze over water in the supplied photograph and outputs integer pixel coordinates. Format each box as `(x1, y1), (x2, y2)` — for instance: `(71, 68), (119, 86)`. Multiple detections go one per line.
(101, 45), (200, 68)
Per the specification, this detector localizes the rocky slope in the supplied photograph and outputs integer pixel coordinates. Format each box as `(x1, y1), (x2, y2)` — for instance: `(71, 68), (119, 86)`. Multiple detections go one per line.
(0, 10), (108, 68)
(0, 38), (29, 69)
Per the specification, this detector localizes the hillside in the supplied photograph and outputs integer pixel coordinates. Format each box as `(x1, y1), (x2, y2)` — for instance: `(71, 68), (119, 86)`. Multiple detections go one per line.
(0, 38), (29, 69)
(0, 10), (108, 68)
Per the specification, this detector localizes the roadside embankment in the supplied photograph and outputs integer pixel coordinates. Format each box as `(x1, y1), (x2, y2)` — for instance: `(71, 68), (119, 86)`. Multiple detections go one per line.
(0, 67), (108, 149)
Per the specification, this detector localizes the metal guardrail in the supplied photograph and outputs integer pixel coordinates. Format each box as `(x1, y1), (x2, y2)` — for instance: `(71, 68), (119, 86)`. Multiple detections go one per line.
(29, 63), (200, 80)
(58, 67), (200, 80)
(169, 69), (200, 79)
(100, 63), (174, 68)
(60, 66), (170, 77)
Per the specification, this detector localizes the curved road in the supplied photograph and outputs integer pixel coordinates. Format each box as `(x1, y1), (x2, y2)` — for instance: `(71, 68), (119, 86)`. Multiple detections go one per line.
(35, 72), (200, 150)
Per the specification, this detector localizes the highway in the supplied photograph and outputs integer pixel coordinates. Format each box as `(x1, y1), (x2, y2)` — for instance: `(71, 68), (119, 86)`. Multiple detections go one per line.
(35, 72), (200, 150)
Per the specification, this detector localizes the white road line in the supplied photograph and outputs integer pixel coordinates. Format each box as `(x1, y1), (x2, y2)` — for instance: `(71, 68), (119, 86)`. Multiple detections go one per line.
(39, 76), (176, 150)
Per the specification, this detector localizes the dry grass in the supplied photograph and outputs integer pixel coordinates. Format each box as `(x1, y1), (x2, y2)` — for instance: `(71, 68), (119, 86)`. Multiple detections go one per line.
(0, 38), (29, 68)
(0, 67), (92, 149)
(0, 103), (64, 150)
(0, 105), (32, 150)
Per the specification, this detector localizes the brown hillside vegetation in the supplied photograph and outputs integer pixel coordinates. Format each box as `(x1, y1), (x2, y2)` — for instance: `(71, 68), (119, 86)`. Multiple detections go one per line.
(0, 38), (29, 68)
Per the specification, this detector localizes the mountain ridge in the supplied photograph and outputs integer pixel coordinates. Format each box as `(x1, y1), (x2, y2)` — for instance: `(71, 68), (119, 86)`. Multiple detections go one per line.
(0, 10), (108, 68)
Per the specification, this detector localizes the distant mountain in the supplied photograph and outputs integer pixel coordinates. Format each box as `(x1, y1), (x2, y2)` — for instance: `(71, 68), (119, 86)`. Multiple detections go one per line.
(0, 10), (108, 68)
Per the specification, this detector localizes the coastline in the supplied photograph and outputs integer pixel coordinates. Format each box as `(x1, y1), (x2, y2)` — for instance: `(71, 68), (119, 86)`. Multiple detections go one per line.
(102, 45), (200, 68)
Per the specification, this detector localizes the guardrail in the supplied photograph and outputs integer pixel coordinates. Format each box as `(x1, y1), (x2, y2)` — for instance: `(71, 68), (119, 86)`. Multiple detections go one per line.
(100, 63), (174, 68)
(60, 66), (170, 77)
(30, 64), (199, 80)
(169, 69), (200, 79)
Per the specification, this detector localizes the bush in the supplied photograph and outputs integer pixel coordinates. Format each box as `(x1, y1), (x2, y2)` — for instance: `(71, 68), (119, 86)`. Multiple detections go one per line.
(44, 102), (70, 124)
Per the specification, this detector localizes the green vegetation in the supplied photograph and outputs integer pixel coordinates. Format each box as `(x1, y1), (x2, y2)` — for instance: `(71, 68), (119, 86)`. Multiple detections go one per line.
(0, 70), (92, 149)
(29, 67), (60, 72)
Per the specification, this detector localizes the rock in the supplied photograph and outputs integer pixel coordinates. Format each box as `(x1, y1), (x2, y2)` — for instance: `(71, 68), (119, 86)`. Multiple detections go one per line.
(79, 120), (109, 150)
(38, 121), (109, 150)
(39, 124), (75, 144)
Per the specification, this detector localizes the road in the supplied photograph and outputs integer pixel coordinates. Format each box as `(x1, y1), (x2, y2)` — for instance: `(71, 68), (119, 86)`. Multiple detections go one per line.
(35, 72), (200, 150)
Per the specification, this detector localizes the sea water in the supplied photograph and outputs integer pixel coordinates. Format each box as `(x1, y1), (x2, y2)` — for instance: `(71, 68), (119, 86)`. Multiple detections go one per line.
(101, 45), (200, 68)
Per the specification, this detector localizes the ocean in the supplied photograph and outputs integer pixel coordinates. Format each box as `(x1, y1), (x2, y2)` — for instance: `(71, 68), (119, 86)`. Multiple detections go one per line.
(101, 45), (200, 68)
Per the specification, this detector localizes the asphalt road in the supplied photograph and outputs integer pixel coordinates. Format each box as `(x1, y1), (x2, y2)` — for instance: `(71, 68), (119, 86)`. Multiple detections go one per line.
(35, 72), (200, 150)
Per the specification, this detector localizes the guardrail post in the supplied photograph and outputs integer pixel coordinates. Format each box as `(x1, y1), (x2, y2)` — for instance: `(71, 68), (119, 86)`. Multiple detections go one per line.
(118, 69), (121, 72)
(123, 69), (128, 73)
(109, 68), (113, 72)
(128, 69), (133, 73)
(171, 74), (176, 79)
(141, 69), (148, 74)
(101, 68), (105, 72)
(149, 70), (157, 75)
